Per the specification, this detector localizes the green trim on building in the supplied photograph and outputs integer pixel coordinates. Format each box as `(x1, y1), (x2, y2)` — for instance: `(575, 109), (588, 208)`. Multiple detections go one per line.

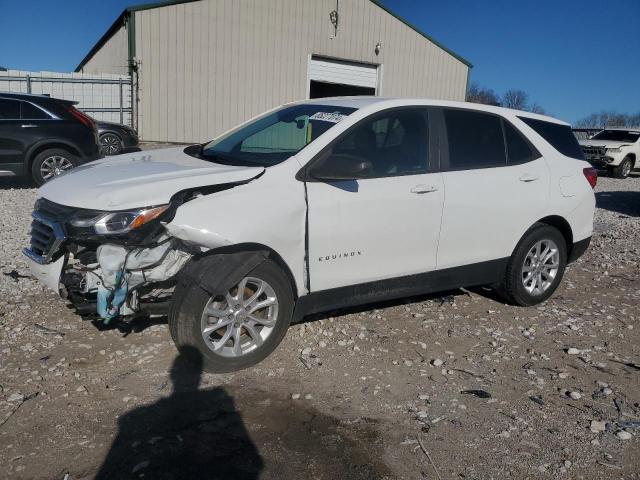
(75, 0), (472, 72)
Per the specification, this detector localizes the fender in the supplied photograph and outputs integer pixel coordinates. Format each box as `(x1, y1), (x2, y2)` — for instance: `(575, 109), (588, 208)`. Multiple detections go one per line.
(24, 138), (83, 168)
(176, 250), (269, 297)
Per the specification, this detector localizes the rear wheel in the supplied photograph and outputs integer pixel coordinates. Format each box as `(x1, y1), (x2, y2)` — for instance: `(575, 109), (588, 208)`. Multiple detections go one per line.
(169, 258), (293, 372)
(612, 157), (633, 179)
(499, 224), (567, 306)
(31, 148), (77, 186)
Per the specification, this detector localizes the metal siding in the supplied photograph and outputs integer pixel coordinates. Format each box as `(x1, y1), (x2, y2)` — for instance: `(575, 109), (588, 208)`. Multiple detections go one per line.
(134, 0), (469, 142)
(81, 25), (129, 75)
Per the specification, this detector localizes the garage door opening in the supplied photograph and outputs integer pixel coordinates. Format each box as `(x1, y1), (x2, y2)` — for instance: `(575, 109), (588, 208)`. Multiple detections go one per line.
(309, 80), (375, 98)
(308, 56), (378, 99)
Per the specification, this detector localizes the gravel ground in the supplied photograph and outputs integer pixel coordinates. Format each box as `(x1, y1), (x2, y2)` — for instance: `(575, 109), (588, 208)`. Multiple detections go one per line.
(0, 163), (638, 479)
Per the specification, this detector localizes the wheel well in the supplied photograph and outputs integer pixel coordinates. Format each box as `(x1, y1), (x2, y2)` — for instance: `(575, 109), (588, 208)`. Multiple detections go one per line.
(199, 243), (299, 300)
(28, 143), (80, 169)
(536, 215), (573, 253)
(100, 131), (122, 139)
(624, 153), (636, 164)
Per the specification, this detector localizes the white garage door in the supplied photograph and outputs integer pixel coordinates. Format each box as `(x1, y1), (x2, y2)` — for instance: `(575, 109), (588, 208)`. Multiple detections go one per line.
(308, 57), (378, 89)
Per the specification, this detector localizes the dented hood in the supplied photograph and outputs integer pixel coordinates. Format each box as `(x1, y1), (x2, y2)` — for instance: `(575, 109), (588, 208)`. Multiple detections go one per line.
(38, 147), (264, 210)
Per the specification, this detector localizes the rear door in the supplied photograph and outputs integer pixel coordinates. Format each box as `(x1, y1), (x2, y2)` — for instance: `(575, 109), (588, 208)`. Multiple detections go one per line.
(305, 107), (445, 291)
(436, 108), (549, 269)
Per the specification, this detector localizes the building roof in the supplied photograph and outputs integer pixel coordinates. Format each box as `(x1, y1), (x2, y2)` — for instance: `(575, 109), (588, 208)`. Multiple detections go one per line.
(75, 0), (472, 72)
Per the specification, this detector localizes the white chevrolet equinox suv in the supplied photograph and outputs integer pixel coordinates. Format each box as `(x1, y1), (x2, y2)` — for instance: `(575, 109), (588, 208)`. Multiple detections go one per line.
(24, 98), (596, 372)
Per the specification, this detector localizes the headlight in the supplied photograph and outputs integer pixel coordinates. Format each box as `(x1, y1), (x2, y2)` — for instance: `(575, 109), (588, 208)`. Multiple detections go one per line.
(70, 205), (169, 234)
(606, 147), (622, 153)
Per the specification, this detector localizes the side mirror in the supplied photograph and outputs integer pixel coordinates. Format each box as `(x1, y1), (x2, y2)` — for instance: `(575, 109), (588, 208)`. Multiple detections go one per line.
(308, 153), (372, 181)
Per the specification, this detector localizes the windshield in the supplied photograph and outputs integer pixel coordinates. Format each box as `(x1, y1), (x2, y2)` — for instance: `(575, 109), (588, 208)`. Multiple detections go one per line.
(196, 104), (357, 167)
(591, 130), (640, 143)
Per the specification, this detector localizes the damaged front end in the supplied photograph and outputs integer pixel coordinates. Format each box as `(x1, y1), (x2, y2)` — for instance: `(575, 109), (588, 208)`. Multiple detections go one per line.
(23, 196), (204, 323)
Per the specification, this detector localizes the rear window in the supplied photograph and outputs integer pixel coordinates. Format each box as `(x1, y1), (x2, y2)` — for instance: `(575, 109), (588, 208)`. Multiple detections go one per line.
(21, 101), (51, 120)
(518, 116), (584, 160)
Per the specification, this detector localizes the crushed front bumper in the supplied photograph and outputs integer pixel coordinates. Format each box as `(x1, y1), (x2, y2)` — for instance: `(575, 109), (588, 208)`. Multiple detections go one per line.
(24, 253), (64, 293)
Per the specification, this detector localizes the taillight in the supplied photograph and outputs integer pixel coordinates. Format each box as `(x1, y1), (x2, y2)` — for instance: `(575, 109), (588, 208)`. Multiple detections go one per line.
(583, 167), (597, 189)
(67, 106), (95, 128)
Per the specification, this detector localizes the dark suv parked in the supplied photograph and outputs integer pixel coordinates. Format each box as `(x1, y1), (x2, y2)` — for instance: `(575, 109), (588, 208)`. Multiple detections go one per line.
(0, 92), (101, 185)
(97, 120), (139, 156)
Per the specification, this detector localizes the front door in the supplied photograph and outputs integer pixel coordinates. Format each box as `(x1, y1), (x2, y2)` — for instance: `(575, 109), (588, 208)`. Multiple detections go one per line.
(305, 108), (444, 291)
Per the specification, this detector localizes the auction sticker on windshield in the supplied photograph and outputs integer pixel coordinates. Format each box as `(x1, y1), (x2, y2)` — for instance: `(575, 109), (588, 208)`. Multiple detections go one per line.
(309, 112), (347, 123)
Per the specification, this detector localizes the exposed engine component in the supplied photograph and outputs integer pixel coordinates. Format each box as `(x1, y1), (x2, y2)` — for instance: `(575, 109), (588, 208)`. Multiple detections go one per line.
(63, 236), (194, 322)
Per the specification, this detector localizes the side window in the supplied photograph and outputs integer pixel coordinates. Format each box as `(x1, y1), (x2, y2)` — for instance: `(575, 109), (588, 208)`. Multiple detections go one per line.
(331, 109), (429, 177)
(21, 102), (51, 120)
(0, 98), (21, 120)
(444, 109), (506, 170)
(503, 120), (538, 164)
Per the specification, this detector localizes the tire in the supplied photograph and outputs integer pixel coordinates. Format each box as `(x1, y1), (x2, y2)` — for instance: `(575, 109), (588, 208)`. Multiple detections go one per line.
(99, 133), (123, 156)
(612, 157), (633, 179)
(499, 224), (567, 306)
(169, 258), (294, 373)
(31, 148), (78, 186)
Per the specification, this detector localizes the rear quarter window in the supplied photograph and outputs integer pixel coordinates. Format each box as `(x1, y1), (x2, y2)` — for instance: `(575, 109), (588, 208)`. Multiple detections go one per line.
(518, 116), (584, 160)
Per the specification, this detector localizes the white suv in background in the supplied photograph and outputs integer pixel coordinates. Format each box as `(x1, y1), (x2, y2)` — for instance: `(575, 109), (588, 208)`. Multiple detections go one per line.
(24, 98), (596, 372)
(579, 128), (640, 178)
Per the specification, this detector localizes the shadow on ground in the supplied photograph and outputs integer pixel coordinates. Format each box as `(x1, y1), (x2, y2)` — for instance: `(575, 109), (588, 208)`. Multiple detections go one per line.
(596, 191), (640, 217)
(94, 346), (393, 480)
(0, 177), (35, 190)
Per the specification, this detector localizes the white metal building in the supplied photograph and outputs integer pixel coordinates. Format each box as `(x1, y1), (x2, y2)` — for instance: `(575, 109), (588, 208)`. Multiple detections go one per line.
(76, 0), (472, 143)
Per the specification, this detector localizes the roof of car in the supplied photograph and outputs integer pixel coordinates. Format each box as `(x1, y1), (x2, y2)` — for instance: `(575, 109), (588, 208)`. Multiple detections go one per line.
(292, 97), (569, 126)
(0, 91), (75, 104)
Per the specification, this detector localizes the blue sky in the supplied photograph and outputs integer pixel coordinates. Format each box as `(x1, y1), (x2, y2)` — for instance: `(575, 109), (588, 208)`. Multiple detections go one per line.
(1, 0), (638, 123)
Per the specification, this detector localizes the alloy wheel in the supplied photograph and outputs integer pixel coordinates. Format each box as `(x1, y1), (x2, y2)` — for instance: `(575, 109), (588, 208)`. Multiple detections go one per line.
(200, 276), (279, 357)
(521, 239), (560, 296)
(100, 133), (122, 155)
(40, 155), (74, 181)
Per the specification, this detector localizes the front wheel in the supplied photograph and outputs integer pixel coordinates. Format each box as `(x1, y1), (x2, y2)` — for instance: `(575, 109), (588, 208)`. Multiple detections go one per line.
(612, 157), (633, 179)
(31, 148), (77, 186)
(99, 133), (123, 155)
(169, 258), (293, 372)
(499, 224), (567, 306)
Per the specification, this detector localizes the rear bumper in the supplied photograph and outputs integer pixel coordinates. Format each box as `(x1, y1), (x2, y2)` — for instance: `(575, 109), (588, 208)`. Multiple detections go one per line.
(568, 236), (591, 263)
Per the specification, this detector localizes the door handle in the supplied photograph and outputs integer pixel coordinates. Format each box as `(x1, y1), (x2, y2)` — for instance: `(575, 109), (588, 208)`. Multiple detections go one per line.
(21, 124), (37, 128)
(410, 184), (439, 194)
(519, 173), (539, 182)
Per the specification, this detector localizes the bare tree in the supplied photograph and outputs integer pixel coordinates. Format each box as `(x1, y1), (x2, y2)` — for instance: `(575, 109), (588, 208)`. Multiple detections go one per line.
(466, 83), (548, 114)
(502, 90), (529, 111)
(575, 111), (640, 128)
(466, 82), (500, 106)
(529, 103), (546, 115)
